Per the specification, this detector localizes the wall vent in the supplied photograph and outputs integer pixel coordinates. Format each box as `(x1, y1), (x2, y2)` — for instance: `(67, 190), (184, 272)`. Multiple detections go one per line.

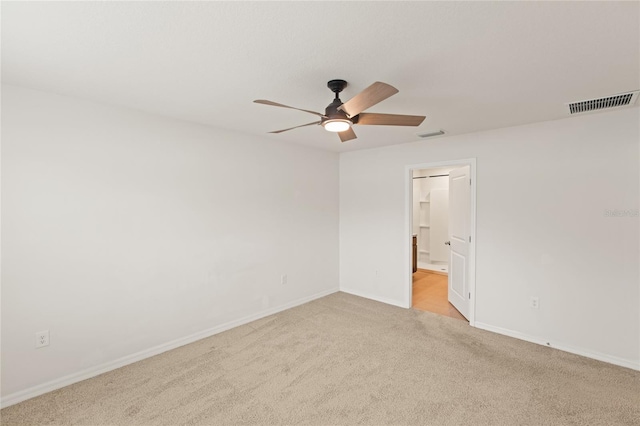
(566, 91), (639, 115)
(417, 130), (445, 138)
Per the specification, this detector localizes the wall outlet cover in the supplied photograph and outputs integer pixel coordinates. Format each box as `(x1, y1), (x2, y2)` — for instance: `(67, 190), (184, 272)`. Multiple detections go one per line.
(36, 330), (50, 348)
(530, 297), (540, 309)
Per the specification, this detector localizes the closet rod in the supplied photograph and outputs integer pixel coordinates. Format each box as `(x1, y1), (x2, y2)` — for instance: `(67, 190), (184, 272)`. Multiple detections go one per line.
(412, 174), (449, 179)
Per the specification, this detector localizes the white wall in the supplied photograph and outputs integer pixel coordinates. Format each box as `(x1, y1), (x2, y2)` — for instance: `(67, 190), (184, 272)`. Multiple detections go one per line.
(340, 107), (640, 369)
(1, 85), (339, 401)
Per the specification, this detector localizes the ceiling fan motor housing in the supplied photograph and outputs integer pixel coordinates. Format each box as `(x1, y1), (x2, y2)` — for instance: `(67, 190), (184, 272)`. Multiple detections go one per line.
(324, 99), (349, 120)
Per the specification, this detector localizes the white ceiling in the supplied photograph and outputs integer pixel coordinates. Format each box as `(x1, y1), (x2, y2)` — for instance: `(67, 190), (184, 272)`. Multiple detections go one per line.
(2, 1), (639, 152)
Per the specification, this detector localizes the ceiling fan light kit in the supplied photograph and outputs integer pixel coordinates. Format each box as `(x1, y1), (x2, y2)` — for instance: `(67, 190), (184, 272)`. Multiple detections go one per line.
(254, 79), (426, 142)
(323, 119), (352, 132)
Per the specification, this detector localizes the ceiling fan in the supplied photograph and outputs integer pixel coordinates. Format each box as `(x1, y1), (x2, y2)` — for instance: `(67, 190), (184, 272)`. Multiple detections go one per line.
(254, 80), (426, 142)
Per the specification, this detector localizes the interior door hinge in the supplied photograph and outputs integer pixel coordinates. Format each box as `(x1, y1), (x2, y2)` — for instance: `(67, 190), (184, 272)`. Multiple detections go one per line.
(469, 236), (471, 242)
(469, 179), (471, 185)
(469, 292), (471, 299)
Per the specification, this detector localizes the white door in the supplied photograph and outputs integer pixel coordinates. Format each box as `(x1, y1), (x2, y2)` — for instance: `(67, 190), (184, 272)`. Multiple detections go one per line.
(447, 166), (470, 319)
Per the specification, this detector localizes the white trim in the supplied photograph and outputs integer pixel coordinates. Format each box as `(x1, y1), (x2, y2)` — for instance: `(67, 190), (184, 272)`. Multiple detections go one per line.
(0, 287), (339, 408)
(340, 288), (406, 308)
(475, 322), (640, 372)
(405, 159), (477, 326)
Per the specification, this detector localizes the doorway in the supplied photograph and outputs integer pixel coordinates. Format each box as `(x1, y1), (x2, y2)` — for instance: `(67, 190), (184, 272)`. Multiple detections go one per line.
(405, 159), (477, 325)
(412, 167), (453, 273)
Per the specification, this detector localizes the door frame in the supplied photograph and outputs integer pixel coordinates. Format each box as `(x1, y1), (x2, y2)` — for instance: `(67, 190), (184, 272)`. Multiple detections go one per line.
(404, 158), (477, 326)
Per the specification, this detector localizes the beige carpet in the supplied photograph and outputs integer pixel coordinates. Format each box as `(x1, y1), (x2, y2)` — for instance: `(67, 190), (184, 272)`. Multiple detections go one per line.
(2, 292), (639, 425)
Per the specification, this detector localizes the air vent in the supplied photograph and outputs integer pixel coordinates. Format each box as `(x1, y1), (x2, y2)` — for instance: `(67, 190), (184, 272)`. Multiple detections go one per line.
(417, 130), (445, 138)
(567, 91), (638, 115)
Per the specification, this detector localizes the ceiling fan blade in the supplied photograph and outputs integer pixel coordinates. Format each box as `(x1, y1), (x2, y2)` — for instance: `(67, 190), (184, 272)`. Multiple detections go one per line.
(338, 82), (399, 117)
(254, 100), (325, 117)
(338, 127), (357, 142)
(357, 113), (426, 127)
(269, 121), (321, 134)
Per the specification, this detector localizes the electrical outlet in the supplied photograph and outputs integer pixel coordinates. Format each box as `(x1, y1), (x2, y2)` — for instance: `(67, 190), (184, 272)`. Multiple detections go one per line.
(530, 297), (540, 309)
(281, 274), (288, 285)
(36, 330), (49, 348)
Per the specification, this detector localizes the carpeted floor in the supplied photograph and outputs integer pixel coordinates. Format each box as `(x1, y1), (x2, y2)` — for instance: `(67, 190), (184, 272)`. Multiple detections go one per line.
(2, 292), (639, 425)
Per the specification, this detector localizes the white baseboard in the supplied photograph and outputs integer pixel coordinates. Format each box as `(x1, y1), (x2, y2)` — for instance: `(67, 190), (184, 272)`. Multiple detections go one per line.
(1, 287), (339, 408)
(340, 287), (407, 308)
(474, 322), (640, 372)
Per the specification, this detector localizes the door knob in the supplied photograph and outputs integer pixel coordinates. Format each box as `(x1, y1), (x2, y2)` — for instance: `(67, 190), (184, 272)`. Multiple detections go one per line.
(445, 241), (451, 245)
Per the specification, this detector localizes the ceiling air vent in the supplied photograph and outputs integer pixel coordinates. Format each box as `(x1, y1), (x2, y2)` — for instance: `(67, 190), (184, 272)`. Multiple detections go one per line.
(417, 130), (445, 138)
(567, 91), (638, 115)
